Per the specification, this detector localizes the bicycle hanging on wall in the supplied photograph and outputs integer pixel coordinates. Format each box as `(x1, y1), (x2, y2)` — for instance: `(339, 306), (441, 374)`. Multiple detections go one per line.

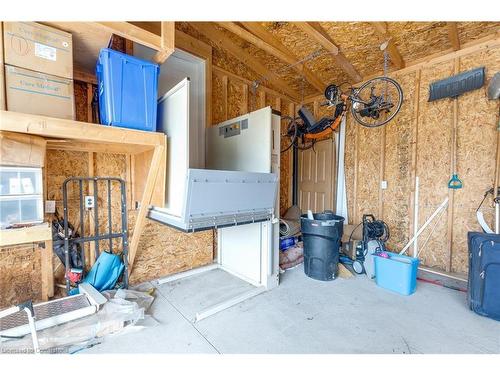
(281, 46), (404, 152)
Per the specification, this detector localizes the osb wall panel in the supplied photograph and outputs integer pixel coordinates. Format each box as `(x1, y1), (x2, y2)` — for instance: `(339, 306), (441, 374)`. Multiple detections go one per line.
(451, 48), (500, 273)
(0, 244), (42, 308)
(382, 71), (416, 251)
(355, 125), (383, 221)
(74, 81), (89, 122)
(416, 60), (455, 271)
(129, 211), (214, 284)
(227, 80), (244, 119)
(280, 102), (294, 214)
(338, 44), (499, 274)
(344, 117), (357, 223)
(212, 74), (225, 125)
(94, 153), (127, 252)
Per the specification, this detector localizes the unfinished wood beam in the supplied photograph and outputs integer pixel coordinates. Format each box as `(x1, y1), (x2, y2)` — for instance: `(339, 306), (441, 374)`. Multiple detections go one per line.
(41, 240), (54, 300)
(294, 22), (362, 83)
(191, 22), (301, 101)
(222, 75), (228, 120)
(153, 22), (175, 64)
(218, 22), (325, 93)
(408, 69), (422, 257)
(258, 90), (266, 109)
(128, 145), (164, 272)
(370, 22), (405, 69)
(447, 22), (461, 51)
(241, 84), (249, 114)
(96, 22), (162, 51)
(0, 22), (5, 110)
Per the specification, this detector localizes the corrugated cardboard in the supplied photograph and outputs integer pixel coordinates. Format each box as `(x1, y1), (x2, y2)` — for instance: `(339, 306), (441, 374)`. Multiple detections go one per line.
(0, 131), (46, 167)
(3, 22), (73, 79)
(5, 65), (75, 120)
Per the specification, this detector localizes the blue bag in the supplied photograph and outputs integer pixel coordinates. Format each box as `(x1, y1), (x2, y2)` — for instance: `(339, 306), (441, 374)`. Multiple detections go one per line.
(70, 251), (124, 295)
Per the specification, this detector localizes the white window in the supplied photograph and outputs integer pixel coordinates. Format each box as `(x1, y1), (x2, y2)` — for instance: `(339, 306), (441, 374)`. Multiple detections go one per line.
(0, 166), (44, 229)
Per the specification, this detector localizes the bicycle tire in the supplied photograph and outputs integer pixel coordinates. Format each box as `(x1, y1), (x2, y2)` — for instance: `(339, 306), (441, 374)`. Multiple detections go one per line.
(280, 117), (298, 153)
(350, 76), (403, 128)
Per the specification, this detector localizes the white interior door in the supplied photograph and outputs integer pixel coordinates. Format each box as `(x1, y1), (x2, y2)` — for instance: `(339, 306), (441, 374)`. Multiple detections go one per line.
(157, 79), (190, 218)
(298, 138), (335, 213)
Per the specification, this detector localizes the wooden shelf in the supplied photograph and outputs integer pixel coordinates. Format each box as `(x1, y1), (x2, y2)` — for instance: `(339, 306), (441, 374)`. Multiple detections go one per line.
(0, 110), (165, 153)
(0, 223), (51, 247)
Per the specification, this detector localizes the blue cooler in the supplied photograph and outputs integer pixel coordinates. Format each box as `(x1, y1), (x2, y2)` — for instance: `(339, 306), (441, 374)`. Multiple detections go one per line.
(96, 48), (159, 131)
(374, 253), (419, 295)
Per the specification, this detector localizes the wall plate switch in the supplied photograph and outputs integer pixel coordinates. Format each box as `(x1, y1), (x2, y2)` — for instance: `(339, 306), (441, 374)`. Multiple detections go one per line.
(45, 200), (56, 213)
(84, 196), (95, 209)
(381, 180), (388, 190)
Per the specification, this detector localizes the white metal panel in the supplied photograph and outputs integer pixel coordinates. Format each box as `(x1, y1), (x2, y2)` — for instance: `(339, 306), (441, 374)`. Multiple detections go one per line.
(157, 78), (190, 217)
(206, 107), (272, 173)
(219, 222), (262, 285)
(134, 45), (206, 168)
(148, 169), (278, 231)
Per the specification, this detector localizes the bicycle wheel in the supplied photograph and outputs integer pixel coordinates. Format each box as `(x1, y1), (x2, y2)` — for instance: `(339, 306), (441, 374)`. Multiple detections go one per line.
(350, 76), (403, 128)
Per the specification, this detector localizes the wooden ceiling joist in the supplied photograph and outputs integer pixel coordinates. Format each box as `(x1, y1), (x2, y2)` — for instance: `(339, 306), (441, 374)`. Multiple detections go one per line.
(191, 22), (301, 101)
(447, 22), (461, 51)
(370, 22), (405, 69)
(294, 22), (363, 83)
(217, 22), (326, 93)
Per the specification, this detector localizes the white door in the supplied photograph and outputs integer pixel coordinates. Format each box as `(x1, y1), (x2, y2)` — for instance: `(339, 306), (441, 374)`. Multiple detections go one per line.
(134, 46), (206, 168)
(298, 138), (335, 213)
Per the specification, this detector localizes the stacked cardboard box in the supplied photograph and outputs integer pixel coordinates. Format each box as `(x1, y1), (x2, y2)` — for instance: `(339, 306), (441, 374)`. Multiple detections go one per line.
(2, 22), (75, 119)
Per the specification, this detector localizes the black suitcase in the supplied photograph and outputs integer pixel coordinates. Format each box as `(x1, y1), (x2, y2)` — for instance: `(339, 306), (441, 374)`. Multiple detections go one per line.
(467, 232), (500, 321)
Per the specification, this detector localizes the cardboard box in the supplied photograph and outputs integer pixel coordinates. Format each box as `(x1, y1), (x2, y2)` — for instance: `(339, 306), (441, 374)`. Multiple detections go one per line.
(5, 65), (75, 120)
(0, 132), (46, 167)
(3, 22), (73, 79)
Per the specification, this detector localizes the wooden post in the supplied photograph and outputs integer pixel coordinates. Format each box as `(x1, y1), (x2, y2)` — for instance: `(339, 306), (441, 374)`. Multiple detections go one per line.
(153, 22), (175, 64)
(86, 83), (93, 123)
(408, 69), (421, 256)
(313, 100), (320, 118)
(288, 102), (295, 208)
(378, 125), (386, 219)
(87, 152), (96, 266)
(0, 22), (5, 110)
(258, 90), (266, 109)
(352, 123), (359, 224)
(128, 145), (164, 272)
(446, 58), (460, 272)
(40, 240), (54, 300)
(275, 97), (281, 113)
(241, 84), (249, 114)
(222, 75), (228, 121)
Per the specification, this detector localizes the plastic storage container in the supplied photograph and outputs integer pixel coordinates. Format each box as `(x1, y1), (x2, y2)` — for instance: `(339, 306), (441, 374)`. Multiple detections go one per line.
(0, 166), (43, 228)
(374, 253), (419, 295)
(300, 211), (344, 281)
(96, 48), (159, 131)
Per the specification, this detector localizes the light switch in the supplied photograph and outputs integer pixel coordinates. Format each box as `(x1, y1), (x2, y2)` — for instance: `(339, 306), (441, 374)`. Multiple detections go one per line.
(381, 180), (388, 190)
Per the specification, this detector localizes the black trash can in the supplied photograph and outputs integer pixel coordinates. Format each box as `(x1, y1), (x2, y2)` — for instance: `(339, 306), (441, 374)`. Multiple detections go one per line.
(301, 211), (345, 281)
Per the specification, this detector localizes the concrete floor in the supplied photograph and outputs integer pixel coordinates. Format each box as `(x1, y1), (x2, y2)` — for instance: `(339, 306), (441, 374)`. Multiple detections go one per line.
(83, 265), (500, 354)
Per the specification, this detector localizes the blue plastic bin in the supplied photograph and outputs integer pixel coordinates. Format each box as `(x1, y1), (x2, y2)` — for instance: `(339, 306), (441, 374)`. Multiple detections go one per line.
(96, 48), (159, 131)
(374, 253), (419, 295)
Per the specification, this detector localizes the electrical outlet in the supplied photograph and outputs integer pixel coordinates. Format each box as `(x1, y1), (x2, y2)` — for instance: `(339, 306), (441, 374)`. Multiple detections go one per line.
(45, 200), (56, 213)
(381, 180), (388, 190)
(84, 196), (95, 209)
